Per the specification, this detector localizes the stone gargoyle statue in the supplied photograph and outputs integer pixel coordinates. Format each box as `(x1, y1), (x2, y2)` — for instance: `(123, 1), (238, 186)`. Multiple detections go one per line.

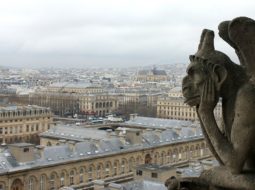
(165, 17), (255, 190)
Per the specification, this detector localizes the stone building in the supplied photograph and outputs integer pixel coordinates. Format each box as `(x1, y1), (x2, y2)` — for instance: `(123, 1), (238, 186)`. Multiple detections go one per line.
(47, 82), (104, 94)
(136, 67), (168, 82)
(0, 105), (53, 144)
(29, 91), (79, 116)
(29, 91), (118, 117)
(157, 87), (222, 121)
(79, 94), (118, 117)
(0, 118), (210, 190)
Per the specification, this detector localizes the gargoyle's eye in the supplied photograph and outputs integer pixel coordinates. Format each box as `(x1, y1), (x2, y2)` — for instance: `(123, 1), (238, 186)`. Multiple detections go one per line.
(187, 68), (194, 75)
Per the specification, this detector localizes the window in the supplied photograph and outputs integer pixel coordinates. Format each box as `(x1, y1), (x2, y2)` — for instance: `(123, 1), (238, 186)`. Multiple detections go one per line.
(28, 178), (34, 190)
(105, 163), (110, 177)
(79, 168), (84, 183)
(113, 162), (117, 176)
(121, 160), (125, 174)
(40, 175), (46, 190)
(136, 170), (143, 176)
(151, 172), (158, 178)
(97, 165), (101, 179)
(70, 171), (74, 185)
(60, 172), (65, 186)
(50, 174), (55, 190)
(88, 166), (93, 181)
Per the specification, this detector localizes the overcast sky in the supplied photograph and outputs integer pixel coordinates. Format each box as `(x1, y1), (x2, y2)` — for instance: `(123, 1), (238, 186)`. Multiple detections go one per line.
(0, 0), (255, 68)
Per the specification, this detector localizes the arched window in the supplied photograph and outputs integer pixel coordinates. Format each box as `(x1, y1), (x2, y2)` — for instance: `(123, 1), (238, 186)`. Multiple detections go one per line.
(28, 177), (36, 190)
(161, 152), (166, 165)
(88, 165), (94, 182)
(97, 165), (101, 179)
(60, 172), (65, 187)
(28, 178), (34, 190)
(121, 159), (126, 174)
(40, 175), (46, 190)
(47, 141), (52, 146)
(154, 153), (159, 164)
(105, 162), (111, 177)
(0, 184), (3, 190)
(79, 168), (84, 183)
(50, 173), (56, 190)
(113, 161), (118, 176)
(70, 170), (75, 185)
(129, 157), (135, 172)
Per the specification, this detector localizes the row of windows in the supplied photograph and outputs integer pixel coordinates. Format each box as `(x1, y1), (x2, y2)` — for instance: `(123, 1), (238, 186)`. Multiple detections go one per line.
(158, 111), (197, 117)
(0, 117), (51, 123)
(0, 110), (51, 118)
(5, 142), (209, 190)
(95, 102), (114, 108)
(0, 124), (50, 135)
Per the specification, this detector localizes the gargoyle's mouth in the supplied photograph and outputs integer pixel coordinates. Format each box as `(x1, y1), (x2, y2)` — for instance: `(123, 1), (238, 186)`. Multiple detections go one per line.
(184, 95), (200, 106)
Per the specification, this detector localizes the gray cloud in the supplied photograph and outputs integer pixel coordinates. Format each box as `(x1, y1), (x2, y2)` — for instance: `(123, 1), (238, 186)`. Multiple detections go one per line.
(0, 0), (254, 68)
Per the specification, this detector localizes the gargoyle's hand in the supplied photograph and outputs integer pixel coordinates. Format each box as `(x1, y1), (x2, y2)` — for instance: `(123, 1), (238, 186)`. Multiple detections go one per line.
(165, 176), (179, 190)
(198, 78), (218, 114)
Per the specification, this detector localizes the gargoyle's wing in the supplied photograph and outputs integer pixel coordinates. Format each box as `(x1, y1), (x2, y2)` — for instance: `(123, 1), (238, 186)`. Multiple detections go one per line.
(218, 17), (255, 78)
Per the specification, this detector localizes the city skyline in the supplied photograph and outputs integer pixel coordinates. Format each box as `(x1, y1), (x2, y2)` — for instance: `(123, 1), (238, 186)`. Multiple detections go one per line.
(0, 0), (255, 68)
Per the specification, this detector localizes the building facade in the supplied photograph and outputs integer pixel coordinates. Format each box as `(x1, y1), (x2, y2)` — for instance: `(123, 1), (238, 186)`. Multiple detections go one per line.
(157, 87), (222, 121)
(0, 105), (53, 144)
(29, 92), (119, 117)
(0, 120), (210, 190)
(47, 82), (104, 94)
(157, 96), (222, 121)
(136, 68), (168, 82)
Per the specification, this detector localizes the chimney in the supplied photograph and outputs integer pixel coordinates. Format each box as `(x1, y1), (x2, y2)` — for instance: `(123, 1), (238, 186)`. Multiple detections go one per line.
(125, 129), (142, 145)
(93, 180), (105, 190)
(106, 129), (113, 138)
(59, 139), (66, 145)
(129, 113), (138, 120)
(36, 145), (45, 159)
(8, 143), (35, 163)
(108, 183), (123, 190)
(67, 141), (76, 152)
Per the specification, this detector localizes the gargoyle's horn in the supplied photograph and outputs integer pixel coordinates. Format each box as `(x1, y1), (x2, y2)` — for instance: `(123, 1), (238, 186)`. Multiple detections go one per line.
(200, 29), (215, 53)
(195, 29), (215, 59)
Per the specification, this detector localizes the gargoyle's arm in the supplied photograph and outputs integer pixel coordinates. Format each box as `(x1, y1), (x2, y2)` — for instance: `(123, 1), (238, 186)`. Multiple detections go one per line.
(197, 111), (224, 165)
(198, 81), (255, 174)
(198, 107), (232, 166)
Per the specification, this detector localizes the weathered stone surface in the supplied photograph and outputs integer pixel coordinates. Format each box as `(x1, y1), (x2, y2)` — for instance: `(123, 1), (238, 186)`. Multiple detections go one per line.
(166, 16), (255, 190)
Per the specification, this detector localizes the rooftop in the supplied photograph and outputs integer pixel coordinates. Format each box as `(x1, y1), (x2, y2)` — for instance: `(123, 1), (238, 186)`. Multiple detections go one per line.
(0, 118), (203, 175)
(106, 180), (167, 190)
(0, 105), (50, 112)
(124, 116), (193, 129)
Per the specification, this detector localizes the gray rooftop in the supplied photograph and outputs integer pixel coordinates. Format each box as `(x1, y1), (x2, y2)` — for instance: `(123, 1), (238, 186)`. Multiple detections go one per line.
(0, 119), (203, 175)
(0, 105), (50, 112)
(8, 143), (34, 147)
(40, 125), (108, 141)
(49, 82), (101, 89)
(124, 116), (193, 129)
(107, 180), (167, 190)
(136, 164), (174, 172)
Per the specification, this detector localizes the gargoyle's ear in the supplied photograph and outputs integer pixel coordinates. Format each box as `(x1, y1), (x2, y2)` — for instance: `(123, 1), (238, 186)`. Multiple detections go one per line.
(211, 64), (227, 91)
